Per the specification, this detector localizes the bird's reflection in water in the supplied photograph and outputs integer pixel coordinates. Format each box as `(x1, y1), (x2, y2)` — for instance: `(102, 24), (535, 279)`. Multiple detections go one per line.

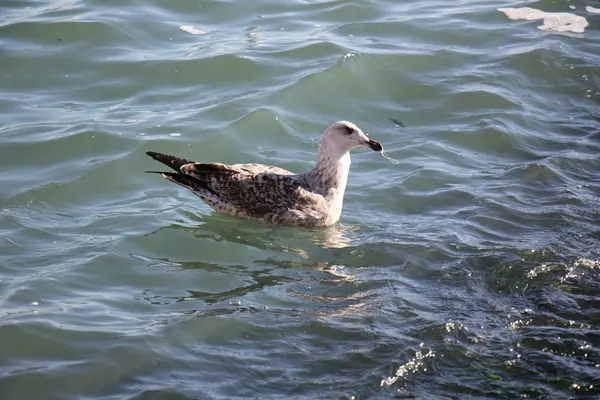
(133, 254), (360, 309)
(256, 258), (356, 282)
(307, 224), (358, 249)
(136, 255), (370, 322)
(256, 258), (373, 319)
(139, 212), (369, 319)
(295, 293), (372, 320)
(138, 271), (298, 305)
(148, 210), (359, 255)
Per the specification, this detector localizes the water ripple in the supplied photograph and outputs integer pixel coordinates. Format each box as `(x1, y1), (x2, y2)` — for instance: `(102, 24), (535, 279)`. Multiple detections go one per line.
(1, 0), (600, 399)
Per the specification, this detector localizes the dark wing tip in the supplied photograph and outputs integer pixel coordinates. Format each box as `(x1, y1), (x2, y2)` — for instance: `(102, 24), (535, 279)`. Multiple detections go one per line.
(156, 171), (213, 194)
(146, 151), (172, 162)
(145, 151), (196, 172)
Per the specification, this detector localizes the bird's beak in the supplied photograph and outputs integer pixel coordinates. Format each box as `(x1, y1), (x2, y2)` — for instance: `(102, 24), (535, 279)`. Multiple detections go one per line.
(367, 139), (383, 152)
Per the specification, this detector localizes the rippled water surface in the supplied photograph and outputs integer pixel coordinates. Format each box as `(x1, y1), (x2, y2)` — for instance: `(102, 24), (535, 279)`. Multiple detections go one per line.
(1, 0), (600, 399)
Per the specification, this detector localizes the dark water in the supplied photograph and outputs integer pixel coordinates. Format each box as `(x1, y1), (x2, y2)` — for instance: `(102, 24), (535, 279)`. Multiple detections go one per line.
(1, 0), (600, 399)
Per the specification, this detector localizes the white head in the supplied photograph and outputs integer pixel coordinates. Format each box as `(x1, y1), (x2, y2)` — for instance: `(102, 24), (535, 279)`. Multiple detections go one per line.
(320, 121), (383, 154)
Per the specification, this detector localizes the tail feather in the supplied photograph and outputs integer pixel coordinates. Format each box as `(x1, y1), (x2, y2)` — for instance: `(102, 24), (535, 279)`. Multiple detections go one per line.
(146, 151), (196, 172)
(146, 171), (214, 196)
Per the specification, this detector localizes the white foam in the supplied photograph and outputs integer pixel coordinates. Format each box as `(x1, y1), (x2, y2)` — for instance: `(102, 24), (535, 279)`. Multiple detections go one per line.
(498, 7), (589, 33)
(574, 258), (600, 269)
(180, 25), (206, 35)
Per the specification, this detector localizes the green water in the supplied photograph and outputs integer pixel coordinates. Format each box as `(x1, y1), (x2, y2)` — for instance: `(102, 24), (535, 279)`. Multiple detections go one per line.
(1, 0), (600, 399)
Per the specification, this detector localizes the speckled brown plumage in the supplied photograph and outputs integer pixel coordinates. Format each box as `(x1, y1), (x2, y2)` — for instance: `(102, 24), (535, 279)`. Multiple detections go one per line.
(146, 121), (383, 227)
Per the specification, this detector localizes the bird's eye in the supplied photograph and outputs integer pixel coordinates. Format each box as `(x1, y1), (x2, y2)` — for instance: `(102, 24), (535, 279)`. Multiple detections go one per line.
(343, 126), (354, 135)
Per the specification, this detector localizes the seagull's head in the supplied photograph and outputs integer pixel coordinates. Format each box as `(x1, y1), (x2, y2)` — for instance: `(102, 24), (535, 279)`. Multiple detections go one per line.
(323, 121), (383, 153)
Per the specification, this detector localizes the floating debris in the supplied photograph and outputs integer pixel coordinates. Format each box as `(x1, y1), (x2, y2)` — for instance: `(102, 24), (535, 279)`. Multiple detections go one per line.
(586, 6), (600, 14)
(180, 25), (206, 35)
(498, 7), (589, 33)
(389, 117), (405, 127)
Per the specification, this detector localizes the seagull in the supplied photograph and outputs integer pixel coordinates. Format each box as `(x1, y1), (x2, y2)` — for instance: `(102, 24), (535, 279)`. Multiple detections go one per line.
(146, 121), (383, 227)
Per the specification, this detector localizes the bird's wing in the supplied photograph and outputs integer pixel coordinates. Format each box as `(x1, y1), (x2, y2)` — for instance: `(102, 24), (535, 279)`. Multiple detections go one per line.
(146, 152), (323, 222)
(232, 163), (295, 176)
(145, 151), (196, 172)
(181, 162), (319, 218)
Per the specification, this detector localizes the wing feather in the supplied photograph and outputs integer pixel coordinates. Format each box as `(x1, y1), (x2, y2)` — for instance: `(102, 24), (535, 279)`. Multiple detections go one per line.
(146, 152), (322, 224)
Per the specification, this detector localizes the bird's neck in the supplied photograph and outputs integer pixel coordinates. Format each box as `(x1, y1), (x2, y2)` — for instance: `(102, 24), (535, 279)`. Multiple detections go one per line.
(309, 139), (351, 198)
